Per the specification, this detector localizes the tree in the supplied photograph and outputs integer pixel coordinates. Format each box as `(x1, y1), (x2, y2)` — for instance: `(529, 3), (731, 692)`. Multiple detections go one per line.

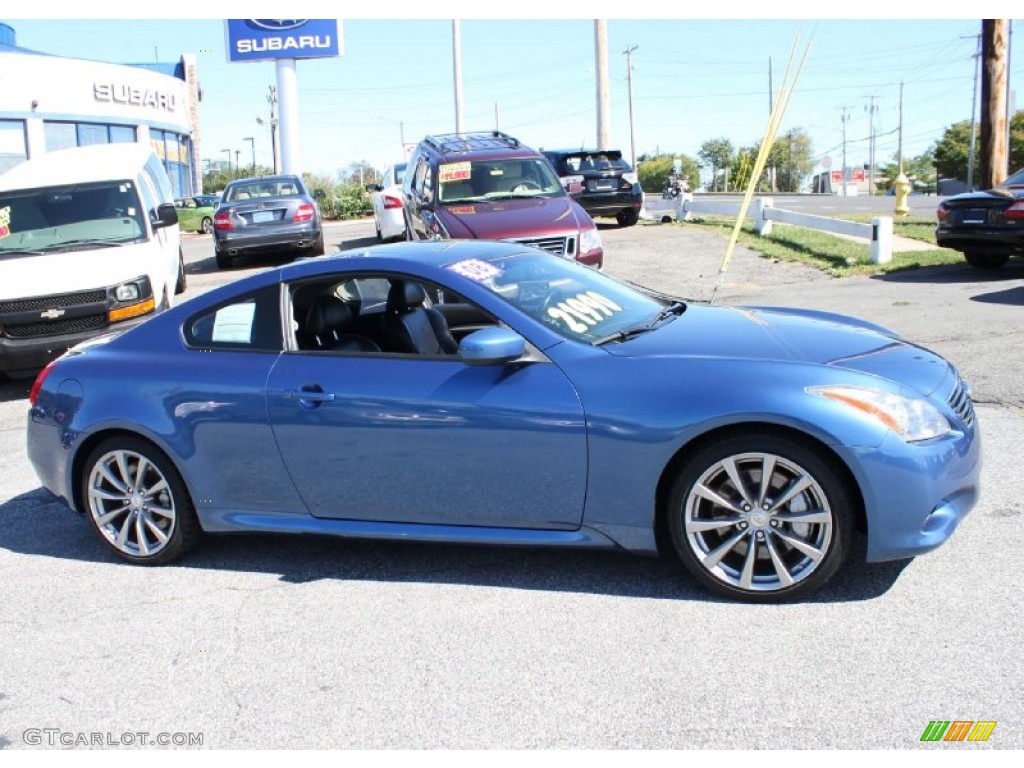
(769, 128), (815, 192)
(337, 160), (380, 188)
(877, 149), (937, 193)
(636, 153), (699, 194)
(202, 163), (273, 194)
(932, 111), (1023, 185)
(698, 138), (734, 192)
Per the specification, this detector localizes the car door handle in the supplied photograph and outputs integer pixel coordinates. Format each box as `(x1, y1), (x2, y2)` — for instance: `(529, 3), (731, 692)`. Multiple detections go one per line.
(286, 389), (335, 404)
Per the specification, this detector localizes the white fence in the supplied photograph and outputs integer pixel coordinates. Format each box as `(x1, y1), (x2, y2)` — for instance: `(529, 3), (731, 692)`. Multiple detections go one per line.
(671, 195), (893, 264)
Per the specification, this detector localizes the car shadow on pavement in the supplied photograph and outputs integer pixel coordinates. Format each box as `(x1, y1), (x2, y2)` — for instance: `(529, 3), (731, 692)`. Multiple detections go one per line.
(969, 285), (1024, 306)
(0, 377), (32, 403)
(869, 260), (1024, 285)
(0, 487), (911, 605)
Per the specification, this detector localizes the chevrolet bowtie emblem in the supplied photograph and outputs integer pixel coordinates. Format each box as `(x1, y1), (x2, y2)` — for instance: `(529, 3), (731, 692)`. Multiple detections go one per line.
(40, 308), (66, 320)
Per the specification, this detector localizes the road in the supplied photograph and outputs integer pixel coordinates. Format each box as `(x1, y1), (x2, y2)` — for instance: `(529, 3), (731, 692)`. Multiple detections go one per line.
(0, 220), (1021, 749)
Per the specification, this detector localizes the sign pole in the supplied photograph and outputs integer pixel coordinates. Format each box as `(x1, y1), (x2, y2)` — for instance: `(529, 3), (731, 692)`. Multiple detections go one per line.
(276, 58), (300, 175)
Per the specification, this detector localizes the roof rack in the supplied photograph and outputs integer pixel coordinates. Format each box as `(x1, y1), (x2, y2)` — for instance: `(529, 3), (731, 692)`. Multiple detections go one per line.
(423, 131), (522, 155)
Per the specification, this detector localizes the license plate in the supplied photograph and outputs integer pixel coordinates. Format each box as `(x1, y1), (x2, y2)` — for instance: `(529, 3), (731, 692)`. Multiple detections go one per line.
(961, 208), (987, 225)
(593, 179), (615, 191)
(252, 211), (275, 224)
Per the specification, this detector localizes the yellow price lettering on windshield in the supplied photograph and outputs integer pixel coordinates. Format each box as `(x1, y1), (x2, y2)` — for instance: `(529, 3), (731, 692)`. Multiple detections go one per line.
(546, 291), (622, 333)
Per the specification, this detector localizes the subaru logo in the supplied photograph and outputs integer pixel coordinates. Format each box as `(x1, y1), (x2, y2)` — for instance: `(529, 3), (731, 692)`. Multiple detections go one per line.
(249, 19), (309, 31)
(40, 308), (66, 320)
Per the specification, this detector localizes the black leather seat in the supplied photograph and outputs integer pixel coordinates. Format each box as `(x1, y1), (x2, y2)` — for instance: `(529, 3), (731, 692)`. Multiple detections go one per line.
(304, 296), (381, 353)
(383, 281), (458, 355)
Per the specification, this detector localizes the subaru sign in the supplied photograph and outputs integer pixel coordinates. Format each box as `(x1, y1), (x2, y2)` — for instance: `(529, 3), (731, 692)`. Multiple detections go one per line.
(225, 19), (342, 62)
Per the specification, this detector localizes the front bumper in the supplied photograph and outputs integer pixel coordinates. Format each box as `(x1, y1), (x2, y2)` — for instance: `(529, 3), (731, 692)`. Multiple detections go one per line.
(845, 425), (981, 562)
(1, 318), (146, 377)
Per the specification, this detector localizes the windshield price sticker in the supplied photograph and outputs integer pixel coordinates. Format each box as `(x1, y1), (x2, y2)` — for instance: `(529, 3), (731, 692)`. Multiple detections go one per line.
(0, 206), (10, 239)
(439, 162), (472, 183)
(446, 258), (504, 282)
(547, 291), (622, 333)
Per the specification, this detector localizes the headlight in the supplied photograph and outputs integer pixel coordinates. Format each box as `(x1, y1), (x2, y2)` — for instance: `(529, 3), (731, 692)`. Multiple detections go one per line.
(579, 227), (602, 253)
(115, 283), (140, 302)
(807, 386), (951, 442)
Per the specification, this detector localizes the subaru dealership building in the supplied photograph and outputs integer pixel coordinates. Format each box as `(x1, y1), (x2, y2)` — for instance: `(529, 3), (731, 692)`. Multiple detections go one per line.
(0, 22), (202, 194)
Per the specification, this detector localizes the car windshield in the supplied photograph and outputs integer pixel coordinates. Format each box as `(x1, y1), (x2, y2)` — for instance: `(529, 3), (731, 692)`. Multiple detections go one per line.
(1001, 168), (1024, 187)
(0, 180), (146, 255)
(438, 158), (565, 204)
(444, 251), (667, 343)
(224, 179), (302, 202)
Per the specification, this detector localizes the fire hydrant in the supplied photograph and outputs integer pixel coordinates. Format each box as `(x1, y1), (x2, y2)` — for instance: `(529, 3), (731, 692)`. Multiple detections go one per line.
(893, 172), (912, 217)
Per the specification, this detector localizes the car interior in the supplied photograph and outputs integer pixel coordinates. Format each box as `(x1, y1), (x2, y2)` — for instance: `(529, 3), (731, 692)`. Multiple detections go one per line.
(289, 276), (498, 357)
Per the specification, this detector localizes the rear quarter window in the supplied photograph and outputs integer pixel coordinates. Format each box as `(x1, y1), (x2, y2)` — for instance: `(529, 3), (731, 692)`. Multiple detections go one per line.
(184, 285), (282, 352)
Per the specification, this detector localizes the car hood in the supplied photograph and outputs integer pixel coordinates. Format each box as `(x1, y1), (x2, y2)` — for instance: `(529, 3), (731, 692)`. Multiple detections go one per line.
(439, 196), (582, 239)
(603, 304), (951, 396)
(0, 241), (160, 299)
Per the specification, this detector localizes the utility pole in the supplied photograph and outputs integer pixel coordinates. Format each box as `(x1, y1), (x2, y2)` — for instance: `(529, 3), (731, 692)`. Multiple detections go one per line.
(624, 44), (638, 169)
(981, 19), (1009, 188)
(595, 20), (610, 149)
(967, 34), (981, 189)
(494, 102), (500, 132)
(234, 150), (241, 172)
(768, 57), (776, 192)
(866, 95), (879, 195)
(897, 81), (904, 173)
(840, 107), (851, 195)
(244, 136), (255, 175)
(452, 20), (464, 133)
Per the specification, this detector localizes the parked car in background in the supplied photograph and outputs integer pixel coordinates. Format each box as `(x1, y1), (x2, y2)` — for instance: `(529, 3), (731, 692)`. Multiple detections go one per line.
(213, 175), (324, 269)
(174, 196), (216, 234)
(367, 162), (407, 242)
(936, 167), (1024, 269)
(403, 131), (603, 268)
(0, 143), (184, 377)
(542, 148), (643, 227)
(26, 240), (980, 602)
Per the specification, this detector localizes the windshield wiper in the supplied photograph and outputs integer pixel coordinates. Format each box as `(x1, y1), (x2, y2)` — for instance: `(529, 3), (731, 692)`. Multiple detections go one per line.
(37, 238), (134, 250)
(592, 301), (687, 346)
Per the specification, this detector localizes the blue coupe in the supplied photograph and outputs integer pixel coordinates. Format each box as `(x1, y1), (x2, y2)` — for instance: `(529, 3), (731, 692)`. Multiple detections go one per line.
(26, 241), (981, 601)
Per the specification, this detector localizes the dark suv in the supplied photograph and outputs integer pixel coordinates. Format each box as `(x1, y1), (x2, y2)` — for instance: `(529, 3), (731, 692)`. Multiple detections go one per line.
(542, 149), (643, 227)
(402, 132), (603, 268)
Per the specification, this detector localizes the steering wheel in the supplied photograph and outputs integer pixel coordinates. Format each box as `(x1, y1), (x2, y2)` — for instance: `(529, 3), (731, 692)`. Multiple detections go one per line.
(511, 181), (542, 193)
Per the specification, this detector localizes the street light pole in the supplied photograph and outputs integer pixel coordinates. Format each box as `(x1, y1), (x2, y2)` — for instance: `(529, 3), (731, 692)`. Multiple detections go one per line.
(221, 148), (231, 173)
(624, 44), (639, 170)
(244, 137), (255, 175)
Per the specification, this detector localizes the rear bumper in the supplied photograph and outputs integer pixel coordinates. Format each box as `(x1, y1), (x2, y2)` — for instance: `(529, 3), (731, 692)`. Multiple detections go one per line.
(578, 191), (644, 217)
(935, 226), (1024, 253)
(215, 222), (321, 253)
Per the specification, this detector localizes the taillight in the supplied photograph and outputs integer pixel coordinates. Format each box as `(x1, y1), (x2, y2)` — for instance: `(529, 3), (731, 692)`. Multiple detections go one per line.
(382, 195), (403, 210)
(214, 211), (233, 230)
(1005, 201), (1024, 220)
(29, 360), (58, 407)
(293, 203), (315, 222)
(936, 202), (949, 222)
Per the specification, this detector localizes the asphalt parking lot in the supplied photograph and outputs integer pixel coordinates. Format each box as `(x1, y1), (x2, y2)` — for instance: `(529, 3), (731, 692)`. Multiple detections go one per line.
(1, 219), (1021, 749)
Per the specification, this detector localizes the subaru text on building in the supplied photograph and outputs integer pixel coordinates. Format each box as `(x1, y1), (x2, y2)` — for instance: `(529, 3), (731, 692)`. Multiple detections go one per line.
(0, 143), (184, 376)
(402, 132), (603, 268)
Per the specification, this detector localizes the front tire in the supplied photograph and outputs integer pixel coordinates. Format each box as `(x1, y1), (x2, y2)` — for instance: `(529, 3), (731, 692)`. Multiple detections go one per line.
(82, 437), (201, 564)
(175, 249), (187, 294)
(964, 250), (1009, 269)
(667, 432), (854, 602)
(201, 217), (213, 235)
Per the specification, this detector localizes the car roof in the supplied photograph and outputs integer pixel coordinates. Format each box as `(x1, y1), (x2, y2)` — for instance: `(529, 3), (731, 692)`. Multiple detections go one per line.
(0, 144), (158, 191)
(278, 240), (541, 279)
(225, 175), (302, 186)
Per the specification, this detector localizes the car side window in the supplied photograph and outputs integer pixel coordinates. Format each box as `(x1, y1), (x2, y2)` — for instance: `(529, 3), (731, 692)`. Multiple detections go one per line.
(184, 285), (282, 352)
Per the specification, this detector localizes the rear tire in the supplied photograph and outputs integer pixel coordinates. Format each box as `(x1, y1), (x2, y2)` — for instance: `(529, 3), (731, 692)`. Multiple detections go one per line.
(175, 249), (187, 294)
(82, 436), (201, 564)
(215, 247), (233, 270)
(311, 231), (326, 256)
(616, 208), (640, 227)
(964, 251), (1009, 269)
(201, 217), (213, 235)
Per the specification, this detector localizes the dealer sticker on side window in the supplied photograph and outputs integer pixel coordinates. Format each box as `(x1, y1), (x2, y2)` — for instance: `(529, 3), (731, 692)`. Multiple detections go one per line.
(0, 206), (10, 239)
(446, 258), (504, 282)
(438, 162), (472, 183)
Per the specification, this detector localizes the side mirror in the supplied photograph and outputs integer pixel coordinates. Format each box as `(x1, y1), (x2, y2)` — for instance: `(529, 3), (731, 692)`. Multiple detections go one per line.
(458, 327), (526, 366)
(152, 203), (178, 230)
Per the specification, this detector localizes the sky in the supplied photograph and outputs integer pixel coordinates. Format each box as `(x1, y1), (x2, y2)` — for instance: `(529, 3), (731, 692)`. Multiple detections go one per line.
(5, 8), (1023, 181)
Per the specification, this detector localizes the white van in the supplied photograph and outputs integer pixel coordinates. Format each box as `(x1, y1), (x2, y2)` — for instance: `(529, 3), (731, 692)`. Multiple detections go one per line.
(0, 143), (184, 375)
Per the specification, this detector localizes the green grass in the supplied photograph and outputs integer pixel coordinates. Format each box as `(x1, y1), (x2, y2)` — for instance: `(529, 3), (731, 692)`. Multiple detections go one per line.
(685, 215), (961, 277)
